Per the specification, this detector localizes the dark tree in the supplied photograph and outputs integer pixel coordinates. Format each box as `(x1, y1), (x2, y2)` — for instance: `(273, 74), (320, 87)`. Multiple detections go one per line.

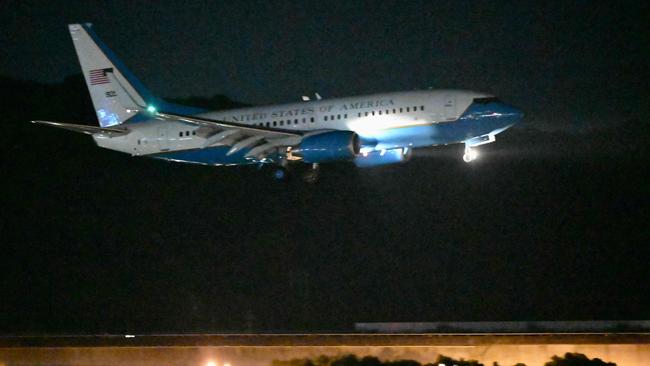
(434, 355), (483, 366)
(545, 353), (616, 366)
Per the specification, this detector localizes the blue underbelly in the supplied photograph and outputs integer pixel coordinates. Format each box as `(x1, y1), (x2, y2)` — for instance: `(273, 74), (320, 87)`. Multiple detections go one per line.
(153, 146), (259, 165)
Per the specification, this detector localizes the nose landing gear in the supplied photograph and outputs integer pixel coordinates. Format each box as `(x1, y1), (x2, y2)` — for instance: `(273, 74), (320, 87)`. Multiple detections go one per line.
(463, 144), (478, 163)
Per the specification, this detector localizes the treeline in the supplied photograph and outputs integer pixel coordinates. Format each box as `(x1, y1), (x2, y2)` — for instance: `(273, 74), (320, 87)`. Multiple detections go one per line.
(271, 353), (616, 366)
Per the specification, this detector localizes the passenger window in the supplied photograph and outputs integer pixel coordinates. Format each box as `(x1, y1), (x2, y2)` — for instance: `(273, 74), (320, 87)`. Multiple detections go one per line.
(185, 131), (190, 136)
(406, 107), (410, 112)
(273, 121), (277, 126)
(379, 110), (382, 115)
(192, 131), (196, 135)
(295, 119), (298, 124)
(420, 106), (424, 111)
(372, 111), (375, 115)
(337, 114), (341, 119)
(365, 112), (369, 116)
(344, 114), (347, 118)
(393, 108), (396, 113)
(386, 110), (389, 114)
(324, 116), (328, 121)
(400, 108), (403, 113)
(302, 118), (306, 123)
(178, 132), (183, 137)
(310, 117), (314, 122)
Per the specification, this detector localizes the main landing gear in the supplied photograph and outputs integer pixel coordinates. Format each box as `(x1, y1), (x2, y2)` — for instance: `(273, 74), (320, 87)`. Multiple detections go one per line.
(273, 167), (287, 180)
(272, 163), (320, 183)
(301, 163), (320, 184)
(463, 144), (478, 163)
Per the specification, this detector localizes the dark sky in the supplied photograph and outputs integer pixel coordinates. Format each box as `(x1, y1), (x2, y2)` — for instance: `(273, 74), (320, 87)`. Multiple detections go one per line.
(2, 0), (648, 131)
(1, 1), (649, 334)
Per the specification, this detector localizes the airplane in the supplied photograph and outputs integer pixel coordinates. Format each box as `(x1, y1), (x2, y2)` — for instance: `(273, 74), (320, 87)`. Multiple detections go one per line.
(32, 23), (523, 183)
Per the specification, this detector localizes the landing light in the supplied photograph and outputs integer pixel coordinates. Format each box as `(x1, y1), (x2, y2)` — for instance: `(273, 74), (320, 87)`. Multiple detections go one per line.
(469, 149), (478, 160)
(147, 105), (157, 113)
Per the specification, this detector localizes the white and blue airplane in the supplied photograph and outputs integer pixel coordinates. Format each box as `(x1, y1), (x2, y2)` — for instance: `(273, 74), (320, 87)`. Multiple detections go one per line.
(33, 23), (523, 182)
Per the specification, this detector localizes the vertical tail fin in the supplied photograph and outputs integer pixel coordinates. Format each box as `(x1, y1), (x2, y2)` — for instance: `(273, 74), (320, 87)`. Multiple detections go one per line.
(69, 23), (153, 127)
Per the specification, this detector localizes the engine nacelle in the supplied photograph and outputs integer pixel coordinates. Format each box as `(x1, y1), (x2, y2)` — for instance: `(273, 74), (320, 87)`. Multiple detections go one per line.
(354, 148), (411, 168)
(294, 131), (360, 163)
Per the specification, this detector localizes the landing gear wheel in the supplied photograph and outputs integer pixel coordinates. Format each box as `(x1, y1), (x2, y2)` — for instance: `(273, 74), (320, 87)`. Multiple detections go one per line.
(302, 163), (320, 184)
(463, 145), (478, 163)
(273, 167), (288, 180)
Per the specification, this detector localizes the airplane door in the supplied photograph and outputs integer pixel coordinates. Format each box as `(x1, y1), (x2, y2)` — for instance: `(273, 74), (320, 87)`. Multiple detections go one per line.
(157, 125), (170, 151)
(444, 94), (456, 120)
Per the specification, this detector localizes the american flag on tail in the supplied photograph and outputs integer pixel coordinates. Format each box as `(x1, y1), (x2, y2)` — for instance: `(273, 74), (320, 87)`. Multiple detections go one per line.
(89, 68), (113, 85)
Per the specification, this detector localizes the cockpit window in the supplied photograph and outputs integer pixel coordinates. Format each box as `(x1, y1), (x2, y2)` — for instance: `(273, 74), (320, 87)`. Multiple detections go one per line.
(473, 97), (500, 104)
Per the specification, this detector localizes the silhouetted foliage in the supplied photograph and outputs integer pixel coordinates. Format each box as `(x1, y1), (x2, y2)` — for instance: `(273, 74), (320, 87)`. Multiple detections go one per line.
(544, 353), (616, 366)
(271, 354), (620, 366)
(272, 355), (486, 366)
(435, 355), (483, 366)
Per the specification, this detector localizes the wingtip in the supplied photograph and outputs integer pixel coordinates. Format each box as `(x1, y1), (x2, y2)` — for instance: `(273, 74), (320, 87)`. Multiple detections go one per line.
(68, 23), (92, 30)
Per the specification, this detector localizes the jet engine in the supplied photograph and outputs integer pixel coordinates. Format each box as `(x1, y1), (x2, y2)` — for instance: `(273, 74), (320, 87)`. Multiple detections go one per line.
(354, 147), (412, 167)
(293, 131), (360, 163)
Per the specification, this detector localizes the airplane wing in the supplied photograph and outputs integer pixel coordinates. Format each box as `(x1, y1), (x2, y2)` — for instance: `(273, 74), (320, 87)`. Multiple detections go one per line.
(30, 120), (130, 136)
(103, 69), (305, 160)
(152, 111), (305, 160)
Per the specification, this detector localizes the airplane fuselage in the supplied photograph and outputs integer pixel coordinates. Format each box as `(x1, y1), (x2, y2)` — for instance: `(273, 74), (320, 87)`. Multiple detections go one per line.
(95, 89), (522, 166)
(35, 23), (523, 177)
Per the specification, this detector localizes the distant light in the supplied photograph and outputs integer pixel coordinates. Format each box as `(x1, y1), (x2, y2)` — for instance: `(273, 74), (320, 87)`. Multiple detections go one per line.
(206, 361), (217, 366)
(147, 105), (157, 113)
(224, 362), (231, 366)
(124, 335), (135, 338)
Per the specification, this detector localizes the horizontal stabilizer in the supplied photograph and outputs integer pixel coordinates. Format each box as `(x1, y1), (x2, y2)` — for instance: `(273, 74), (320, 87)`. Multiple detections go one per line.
(31, 120), (130, 136)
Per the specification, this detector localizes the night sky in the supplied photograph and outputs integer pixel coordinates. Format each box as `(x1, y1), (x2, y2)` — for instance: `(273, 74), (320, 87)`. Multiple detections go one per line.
(3, 0), (648, 130)
(1, 1), (649, 334)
